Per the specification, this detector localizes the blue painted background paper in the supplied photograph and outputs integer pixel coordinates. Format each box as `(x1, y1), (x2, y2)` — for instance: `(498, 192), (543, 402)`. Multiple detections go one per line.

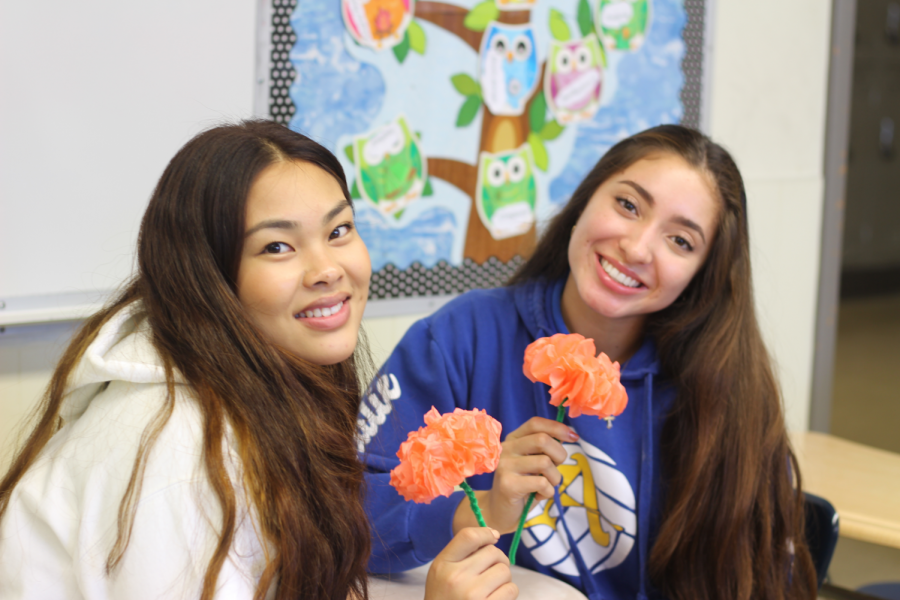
(289, 0), (686, 273)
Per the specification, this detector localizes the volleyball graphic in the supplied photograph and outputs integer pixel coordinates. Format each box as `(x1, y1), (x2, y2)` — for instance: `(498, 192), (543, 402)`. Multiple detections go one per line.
(519, 438), (636, 575)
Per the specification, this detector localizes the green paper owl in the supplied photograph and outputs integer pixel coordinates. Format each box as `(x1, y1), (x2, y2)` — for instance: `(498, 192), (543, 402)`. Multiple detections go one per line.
(597, 0), (650, 52)
(476, 145), (537, 240)
(354, 116), (426, 216)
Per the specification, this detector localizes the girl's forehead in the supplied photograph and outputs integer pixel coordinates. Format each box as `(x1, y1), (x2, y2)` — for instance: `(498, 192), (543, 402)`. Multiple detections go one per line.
(611, 153), (720, 205)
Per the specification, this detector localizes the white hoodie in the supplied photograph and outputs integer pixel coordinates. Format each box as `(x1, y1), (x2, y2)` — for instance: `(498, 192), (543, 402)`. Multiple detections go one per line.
(0, 304), (271, 600)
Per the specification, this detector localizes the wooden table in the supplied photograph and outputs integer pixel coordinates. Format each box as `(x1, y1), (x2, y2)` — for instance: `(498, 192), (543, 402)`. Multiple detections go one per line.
(791, 431), (900, 549)
(369, 562), (588, 600)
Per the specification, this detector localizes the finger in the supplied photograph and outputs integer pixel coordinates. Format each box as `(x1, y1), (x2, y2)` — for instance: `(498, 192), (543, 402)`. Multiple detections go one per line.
(501, 454), (563, 488)
(504, 416), (578, 444)
(503, 431), (569, 466)
(487, 582), (519, 600)
(492, 471), (557, 504)
(458, 542), (511, 575)
(469, 562), (514, 599)
(439, 527), (501, 563)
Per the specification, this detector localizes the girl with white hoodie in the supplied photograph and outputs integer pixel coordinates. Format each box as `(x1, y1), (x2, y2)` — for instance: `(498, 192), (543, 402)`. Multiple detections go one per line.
(0, 120), (515, 600)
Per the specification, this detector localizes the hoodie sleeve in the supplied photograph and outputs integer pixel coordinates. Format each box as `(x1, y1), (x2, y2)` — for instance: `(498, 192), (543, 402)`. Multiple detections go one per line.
(358, 317), (469, 574)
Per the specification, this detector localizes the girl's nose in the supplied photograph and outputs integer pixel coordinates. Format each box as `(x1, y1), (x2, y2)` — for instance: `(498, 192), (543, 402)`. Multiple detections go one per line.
(303, 249), (342, 287)
(620, 229), (653, 265)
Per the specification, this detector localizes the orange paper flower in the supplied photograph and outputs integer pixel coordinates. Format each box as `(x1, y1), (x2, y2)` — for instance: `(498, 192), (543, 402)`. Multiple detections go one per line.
(523, 333), (628, 419)
(390, 407), (502, 504)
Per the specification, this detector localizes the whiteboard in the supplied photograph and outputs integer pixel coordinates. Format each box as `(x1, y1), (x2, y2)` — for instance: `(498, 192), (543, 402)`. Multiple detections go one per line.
(0, 0), (260, 326)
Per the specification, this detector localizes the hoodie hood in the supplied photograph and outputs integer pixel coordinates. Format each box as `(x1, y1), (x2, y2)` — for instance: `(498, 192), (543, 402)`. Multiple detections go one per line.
(61, 302), (184, 423)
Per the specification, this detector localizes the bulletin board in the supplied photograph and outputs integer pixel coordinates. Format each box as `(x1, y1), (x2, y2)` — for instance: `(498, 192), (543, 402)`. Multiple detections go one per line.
(262, 0), (708, 304)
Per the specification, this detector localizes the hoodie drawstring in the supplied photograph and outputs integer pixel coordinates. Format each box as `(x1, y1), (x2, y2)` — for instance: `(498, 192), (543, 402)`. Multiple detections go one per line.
(637, 371), (654, 600)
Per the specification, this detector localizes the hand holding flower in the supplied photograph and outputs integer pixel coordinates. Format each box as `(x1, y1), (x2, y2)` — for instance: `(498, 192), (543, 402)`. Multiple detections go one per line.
(425, 527), (518, 600)
(508, 333), (629, 564)
(452, 416), (577, 535)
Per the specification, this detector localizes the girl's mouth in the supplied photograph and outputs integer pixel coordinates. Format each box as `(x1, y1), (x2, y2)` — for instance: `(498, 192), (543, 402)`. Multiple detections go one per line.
(600, 257), (643, 288)
(295, 300), (343, 319)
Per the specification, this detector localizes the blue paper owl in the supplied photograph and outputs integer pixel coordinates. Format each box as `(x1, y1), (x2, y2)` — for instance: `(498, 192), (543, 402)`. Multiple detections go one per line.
(479, 22), (539, 116)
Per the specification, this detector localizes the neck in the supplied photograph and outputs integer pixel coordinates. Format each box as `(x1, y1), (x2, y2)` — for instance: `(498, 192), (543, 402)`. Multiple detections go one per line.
(560, 275), (646, 364)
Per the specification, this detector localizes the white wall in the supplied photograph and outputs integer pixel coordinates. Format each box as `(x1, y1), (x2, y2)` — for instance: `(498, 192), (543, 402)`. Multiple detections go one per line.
(0, 0), (835, 471)
(707, 0), (832, 431)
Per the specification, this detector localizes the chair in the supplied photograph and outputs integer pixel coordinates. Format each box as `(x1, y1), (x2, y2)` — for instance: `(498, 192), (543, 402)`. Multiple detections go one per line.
(856, 584), (900, 600)
(804, 494), (900, 600)
(804, 491), (840, 588)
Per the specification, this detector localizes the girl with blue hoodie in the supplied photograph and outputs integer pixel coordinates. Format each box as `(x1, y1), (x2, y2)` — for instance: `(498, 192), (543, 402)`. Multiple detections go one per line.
(360, 125), (817, 600)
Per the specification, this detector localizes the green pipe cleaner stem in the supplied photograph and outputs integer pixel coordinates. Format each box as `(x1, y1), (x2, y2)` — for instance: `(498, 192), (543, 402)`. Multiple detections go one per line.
(508, 403), (567, 564)
(460, 480), (487, 528)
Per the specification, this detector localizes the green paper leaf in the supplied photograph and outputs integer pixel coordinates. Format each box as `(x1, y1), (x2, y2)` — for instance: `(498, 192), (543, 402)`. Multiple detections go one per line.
(528, 132), (549, 171)
(415, 130), (423, 141)
(450, 73), (481, 98)
(549, 9), (571, 42)
(344, 144), (355, 164)
(528, 91), (547, 134)
(393, 30), (411, 63)
(540, 119), (564, 141)
(408, 20), (426, 54)
(393, 209), (405, 220)
(350, 179), (361, 200)
(577, 0), (593, 37)
(464, 1), (500, 32)
(599, 38), (608, 68)
(456, 95), (482, 127)
(422, 178), (434, 196)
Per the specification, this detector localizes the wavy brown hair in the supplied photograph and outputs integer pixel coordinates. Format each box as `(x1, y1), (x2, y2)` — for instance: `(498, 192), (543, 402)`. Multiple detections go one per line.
(510, 125), (816, 600)
(0, 120), (371, 600)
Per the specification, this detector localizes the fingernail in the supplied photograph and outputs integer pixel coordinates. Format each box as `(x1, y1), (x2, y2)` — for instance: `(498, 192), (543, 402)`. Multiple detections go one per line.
(567, 429), (579, 440)
(491, 528), (500, 538)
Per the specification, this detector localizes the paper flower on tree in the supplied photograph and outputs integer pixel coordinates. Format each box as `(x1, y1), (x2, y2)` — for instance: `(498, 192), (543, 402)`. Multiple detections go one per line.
(390, 406), (502, 505)
(523, 333), (627, 419)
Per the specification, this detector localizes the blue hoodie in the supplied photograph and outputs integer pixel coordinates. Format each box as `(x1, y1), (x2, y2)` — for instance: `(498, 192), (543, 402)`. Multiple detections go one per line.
(359, 278), (676, 600)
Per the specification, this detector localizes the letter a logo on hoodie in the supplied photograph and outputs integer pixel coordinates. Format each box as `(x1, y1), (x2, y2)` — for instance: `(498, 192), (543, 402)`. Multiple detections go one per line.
(519, 438), (636, 575)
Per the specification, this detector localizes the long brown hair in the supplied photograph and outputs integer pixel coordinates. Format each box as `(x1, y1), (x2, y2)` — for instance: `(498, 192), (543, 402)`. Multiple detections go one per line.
(511, 125), (816, 599)
(0, 120), (371, 600)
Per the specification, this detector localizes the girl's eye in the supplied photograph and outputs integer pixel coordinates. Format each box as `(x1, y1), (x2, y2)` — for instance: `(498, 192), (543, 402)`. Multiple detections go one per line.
(672, 236), (694, 252)
(262, 242), (292, 254)
(330, 223), (352, 240)
(617, 197), (637, 213)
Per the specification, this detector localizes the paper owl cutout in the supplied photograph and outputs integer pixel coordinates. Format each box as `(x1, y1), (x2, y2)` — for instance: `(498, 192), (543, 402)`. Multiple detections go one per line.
(342, 0), (415, 50)
(476, 146), (537, 240)
(479, 22), (540, 116)
(597, 0), (650, 51)
(353, 115), (426, 217)
(545, 34), (604, 124)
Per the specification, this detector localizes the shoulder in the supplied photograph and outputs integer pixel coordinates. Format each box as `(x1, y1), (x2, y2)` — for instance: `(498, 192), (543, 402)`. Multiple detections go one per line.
(19, 382), (205, 503)
(418, 286), (531, 340)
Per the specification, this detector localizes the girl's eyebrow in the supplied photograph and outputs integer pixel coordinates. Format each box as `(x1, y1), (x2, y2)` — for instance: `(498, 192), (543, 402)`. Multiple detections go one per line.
(244, 199), (353, 238)
(620, 179), (707, 244)
(324, 199), (353, 224)
(673, 216), (707, 245)
(620, 179), (655, 206)
(244, 219), (296, 238)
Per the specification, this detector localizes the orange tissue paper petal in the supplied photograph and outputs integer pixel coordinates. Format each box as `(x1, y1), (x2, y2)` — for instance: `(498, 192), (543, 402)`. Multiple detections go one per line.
(390, 407), (502, 504)
(523, 334), (628, 420)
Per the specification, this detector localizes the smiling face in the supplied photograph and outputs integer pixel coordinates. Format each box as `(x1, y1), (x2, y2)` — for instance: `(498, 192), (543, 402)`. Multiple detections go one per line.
(236, 160), (371, 366)
(563, 152), (719, 342)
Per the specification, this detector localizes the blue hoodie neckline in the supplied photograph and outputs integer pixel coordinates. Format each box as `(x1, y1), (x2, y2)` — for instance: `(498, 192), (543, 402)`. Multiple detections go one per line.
(515, 277), (661, 380)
